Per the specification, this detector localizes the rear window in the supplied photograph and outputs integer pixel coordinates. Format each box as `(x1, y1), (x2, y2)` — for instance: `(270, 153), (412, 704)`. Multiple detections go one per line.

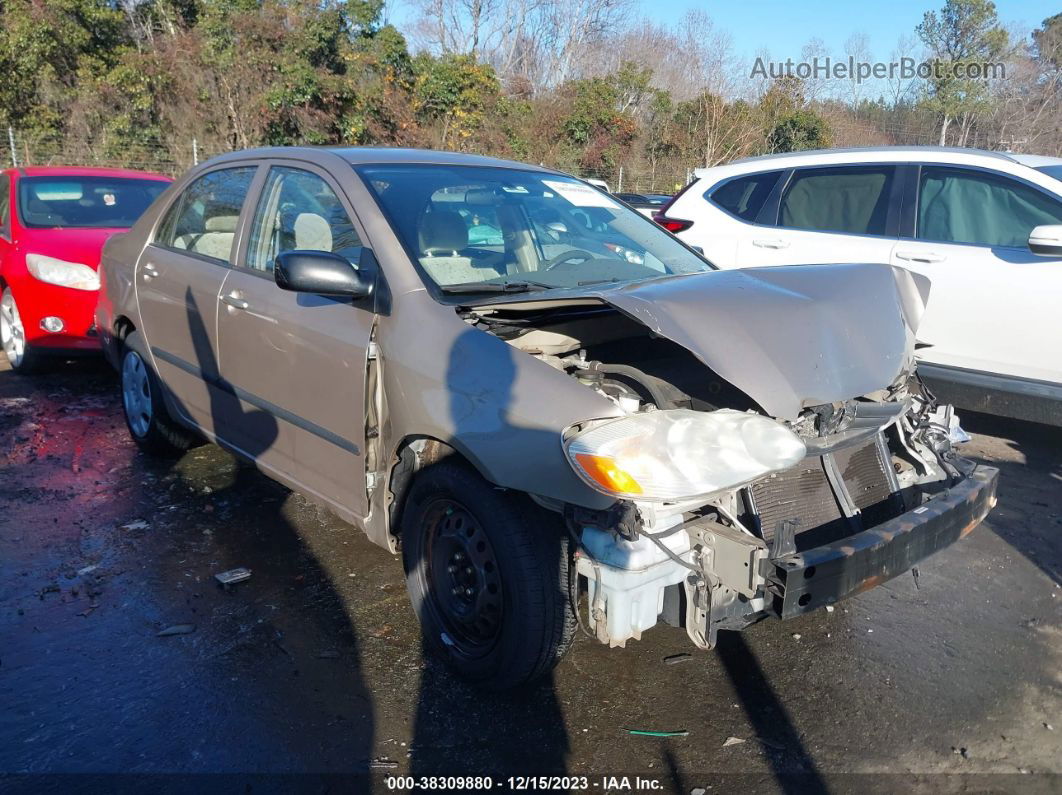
(18, 176), (168, 229)
(709, 171), (782, 222)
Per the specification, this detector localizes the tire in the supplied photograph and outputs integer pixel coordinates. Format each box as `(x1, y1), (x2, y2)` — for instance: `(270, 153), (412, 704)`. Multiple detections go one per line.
(1, 287), (47, 373)
(401, 459), (576, 690)
(120, 331), (198, 457)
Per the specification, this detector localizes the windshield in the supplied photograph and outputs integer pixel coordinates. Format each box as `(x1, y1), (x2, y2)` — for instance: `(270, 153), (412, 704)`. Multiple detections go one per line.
(356, 164), (712, 298)
(1036, 165), (1062, 183)
(18, 176), (169, 229)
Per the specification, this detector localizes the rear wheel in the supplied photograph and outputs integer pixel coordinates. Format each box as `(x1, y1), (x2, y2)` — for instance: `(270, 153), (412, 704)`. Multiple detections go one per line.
(1, 288), (45, 373)
(402, 459), (576, 690)
(120, 331), (198, 457)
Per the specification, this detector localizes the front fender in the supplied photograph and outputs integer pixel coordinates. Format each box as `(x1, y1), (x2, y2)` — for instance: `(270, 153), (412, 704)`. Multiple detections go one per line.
(379, 290), (623, 509)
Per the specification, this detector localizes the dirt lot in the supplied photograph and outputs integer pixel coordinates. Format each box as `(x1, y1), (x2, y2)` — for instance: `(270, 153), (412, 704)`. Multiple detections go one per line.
(0, 357), (1059, 793)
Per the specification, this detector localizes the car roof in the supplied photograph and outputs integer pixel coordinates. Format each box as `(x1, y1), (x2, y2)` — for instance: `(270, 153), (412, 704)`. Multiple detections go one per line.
(7, 165), (172, 181)
(1008, 153), (1062, 168)
(205, 146), (561, 173)
(692, 146), (1062, 180)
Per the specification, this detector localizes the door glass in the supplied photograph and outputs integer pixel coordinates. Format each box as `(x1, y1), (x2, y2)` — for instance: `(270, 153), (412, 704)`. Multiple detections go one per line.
(918, 167), (1062, 248)
(156, 167), (256, 263)
(709, 171), (782, 222)
(0, 177), (9, 236)
(246, 167), (362, 272)
(779, 166), (894, 235)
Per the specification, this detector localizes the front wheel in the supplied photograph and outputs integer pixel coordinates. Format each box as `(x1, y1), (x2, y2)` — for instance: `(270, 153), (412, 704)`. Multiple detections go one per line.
(1, 288), (45, 373)
(401, 459), (575, 690)
(120, 331), (198, 457)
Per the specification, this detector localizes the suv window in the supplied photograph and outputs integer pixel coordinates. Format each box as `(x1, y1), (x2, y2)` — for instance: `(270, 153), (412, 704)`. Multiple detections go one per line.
(918, 166), (1062, 248)
(779, 166), (894, 235)
(156, 167), (257, 263)
(709, 171), (782, 222)
(246, 167), (362, 272)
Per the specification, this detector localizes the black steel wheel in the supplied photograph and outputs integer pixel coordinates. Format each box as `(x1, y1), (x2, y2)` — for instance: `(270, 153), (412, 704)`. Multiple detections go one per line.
(401, 458), (575, 690)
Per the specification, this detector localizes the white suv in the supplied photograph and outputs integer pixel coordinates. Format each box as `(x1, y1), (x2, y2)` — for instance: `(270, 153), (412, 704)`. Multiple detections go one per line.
(658, 147), (1062, 425)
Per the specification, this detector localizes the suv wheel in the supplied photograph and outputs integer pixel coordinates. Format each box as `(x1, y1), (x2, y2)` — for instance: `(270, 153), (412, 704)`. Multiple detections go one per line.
(120, 331), (198, 457)
(402, 459), (576, 690)
(1, 288), (45, 373)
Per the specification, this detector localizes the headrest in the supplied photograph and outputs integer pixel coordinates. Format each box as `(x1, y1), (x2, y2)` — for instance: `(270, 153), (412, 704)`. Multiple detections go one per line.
(419, 211), (468, 255)
(205, 214), (238, 233)
(294, 212), (333, 252)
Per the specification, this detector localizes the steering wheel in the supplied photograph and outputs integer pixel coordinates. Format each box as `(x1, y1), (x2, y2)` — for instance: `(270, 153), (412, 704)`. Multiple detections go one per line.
(543, 249), (599, 272)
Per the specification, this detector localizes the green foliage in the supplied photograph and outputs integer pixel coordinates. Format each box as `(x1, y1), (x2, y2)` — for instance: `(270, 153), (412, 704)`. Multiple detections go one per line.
(917, 0), (1009, 124)
(767, 109), (831, 153)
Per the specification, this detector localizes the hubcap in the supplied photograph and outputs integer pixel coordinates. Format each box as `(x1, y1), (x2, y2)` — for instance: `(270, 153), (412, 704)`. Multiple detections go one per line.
(0, 290), (26, 368)
(122, 351), (153, 438)
(423, 499), (504, 655)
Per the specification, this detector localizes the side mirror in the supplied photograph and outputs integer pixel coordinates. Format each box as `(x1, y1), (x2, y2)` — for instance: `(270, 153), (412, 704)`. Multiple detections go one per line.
(1029, 225), (1062, 257)
(274, 249), (375, 299)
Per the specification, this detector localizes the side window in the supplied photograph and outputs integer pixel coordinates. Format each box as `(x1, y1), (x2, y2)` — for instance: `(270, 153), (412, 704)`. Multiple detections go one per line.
(0, 176), (10, 237)
(709, 170), (782, 222)
(918, 166), (1062, 248)
(779, 166), (894, 235)
(155, 167), (256, 263)
(246, 167), (361, 272)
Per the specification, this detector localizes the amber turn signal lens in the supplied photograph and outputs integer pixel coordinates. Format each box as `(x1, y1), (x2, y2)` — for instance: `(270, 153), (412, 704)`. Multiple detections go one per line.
(573, 453), (643, 496)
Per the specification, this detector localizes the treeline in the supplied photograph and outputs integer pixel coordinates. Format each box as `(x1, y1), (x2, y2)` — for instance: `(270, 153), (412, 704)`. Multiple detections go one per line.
(0, 0), (1059, 189)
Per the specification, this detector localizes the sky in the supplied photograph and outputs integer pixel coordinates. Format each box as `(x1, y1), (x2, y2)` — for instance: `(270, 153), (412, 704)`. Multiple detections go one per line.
(661, 0), (1058, 63)
(387, 0), (1059, 62)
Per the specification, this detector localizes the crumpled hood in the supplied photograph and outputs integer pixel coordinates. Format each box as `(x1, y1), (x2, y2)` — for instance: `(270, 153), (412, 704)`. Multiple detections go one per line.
(594, 263), (930, 420)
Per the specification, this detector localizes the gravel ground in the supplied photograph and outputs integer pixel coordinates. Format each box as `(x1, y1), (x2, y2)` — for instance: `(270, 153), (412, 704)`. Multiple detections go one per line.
(0, 357), (1059, 793)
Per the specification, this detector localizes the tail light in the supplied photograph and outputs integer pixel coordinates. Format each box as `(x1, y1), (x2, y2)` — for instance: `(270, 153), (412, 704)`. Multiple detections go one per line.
(653, 214), (693, 233)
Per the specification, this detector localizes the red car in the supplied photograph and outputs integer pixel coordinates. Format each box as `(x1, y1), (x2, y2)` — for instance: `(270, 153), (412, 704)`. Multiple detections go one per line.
(0, 166), (172, 372)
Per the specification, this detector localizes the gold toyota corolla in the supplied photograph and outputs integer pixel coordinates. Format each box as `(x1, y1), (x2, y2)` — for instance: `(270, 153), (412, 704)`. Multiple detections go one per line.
(95, 147), (998, 690)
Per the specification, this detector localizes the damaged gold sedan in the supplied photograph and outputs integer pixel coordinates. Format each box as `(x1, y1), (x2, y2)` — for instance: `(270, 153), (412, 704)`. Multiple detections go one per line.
(95, 148), (999, 689)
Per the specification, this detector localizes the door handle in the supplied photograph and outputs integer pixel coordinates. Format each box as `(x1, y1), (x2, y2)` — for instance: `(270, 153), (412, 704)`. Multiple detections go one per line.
(220, 293), (250, 310)
(895, 250), (946, 263)
(141, 263), (159, 280)
(752, 239), (790, 249)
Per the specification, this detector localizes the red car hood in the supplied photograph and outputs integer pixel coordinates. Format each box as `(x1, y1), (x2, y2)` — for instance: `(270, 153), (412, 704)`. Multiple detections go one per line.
(17, 227), (129, 270)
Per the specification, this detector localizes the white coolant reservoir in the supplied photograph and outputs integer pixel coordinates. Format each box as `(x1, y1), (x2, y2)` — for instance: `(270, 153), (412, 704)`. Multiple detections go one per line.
(577, 519), (692, 647)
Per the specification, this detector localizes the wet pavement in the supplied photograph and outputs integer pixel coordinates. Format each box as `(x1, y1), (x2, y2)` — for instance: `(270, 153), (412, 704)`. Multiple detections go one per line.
(1, 357), (1059, 793)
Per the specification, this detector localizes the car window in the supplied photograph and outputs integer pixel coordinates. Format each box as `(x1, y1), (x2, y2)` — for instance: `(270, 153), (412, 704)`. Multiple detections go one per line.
(357, 164), (711, 296)
(709, 171), (782, 222)
(156, 167), (257, 264)
(245, 167), (362, 273)
(918, 166), (1062, 248)
(779, 166), (894, 235)
(17, 176), (168, 229)
(0, 176), (9, 237)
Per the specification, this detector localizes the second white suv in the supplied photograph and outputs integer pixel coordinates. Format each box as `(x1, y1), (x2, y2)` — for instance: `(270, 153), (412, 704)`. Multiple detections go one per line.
(658, 147), (1062, 426)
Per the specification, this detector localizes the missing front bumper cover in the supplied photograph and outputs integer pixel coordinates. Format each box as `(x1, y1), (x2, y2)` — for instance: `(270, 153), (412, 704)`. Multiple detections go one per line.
(766, 465), (999, 619)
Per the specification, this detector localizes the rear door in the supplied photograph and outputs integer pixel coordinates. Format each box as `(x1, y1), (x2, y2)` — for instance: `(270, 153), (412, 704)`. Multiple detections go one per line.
(735, 164), (901, 268)
(216, 161), (375, 518)
(890, 164), (1062, 384)
(136, 165), (258, 434)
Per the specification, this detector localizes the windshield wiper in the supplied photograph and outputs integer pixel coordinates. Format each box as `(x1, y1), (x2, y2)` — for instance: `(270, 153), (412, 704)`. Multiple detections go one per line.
(441, 280), (551, 294)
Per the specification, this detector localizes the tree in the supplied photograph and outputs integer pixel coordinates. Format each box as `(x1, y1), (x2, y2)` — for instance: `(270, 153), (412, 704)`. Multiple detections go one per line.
(917, 0), (1009, 145)
(767, 110), (831, 153)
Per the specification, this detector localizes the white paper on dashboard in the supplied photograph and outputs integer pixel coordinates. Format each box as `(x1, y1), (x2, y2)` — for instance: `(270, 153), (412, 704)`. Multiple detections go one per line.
(542, 180), (622, 209)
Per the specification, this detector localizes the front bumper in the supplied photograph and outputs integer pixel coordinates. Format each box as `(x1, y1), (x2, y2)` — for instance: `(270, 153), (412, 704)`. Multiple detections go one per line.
(768, 465), (999, 619)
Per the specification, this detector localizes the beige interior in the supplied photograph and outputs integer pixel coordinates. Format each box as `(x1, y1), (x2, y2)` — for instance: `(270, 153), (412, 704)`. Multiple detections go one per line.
(417, 210), (505, 285)
(174, 214), (238, 261)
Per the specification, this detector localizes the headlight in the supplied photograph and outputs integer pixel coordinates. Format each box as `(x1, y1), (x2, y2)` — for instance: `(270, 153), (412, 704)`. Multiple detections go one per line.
(564, 408), (807, 501)
(26, 254), (100, 291)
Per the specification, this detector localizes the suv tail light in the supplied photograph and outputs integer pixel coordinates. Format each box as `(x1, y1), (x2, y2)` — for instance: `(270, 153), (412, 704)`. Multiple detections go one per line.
(653, 214), (693, 233)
